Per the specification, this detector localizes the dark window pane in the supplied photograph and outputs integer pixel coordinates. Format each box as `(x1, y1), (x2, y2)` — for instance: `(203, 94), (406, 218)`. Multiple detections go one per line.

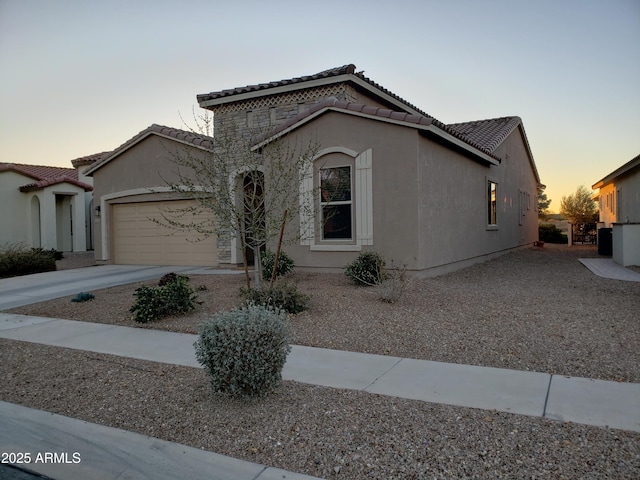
(321, 167), (351, 202)
(323, 204), (352, 239)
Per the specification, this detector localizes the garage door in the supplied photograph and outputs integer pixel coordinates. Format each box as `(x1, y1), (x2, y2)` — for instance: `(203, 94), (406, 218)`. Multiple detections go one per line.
(112, 200), (218, 266)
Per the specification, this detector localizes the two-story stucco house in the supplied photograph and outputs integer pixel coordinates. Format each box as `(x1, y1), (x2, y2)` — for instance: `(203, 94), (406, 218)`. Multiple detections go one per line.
(593, 154), (640, 266)
(87, 64), (542, 275)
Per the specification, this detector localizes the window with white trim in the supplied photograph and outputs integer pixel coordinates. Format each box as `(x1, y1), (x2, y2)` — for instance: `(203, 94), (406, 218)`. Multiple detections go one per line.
(299, 147), (373, 250)
(488, 180), (498, 227)
(320, 166), (352, 240)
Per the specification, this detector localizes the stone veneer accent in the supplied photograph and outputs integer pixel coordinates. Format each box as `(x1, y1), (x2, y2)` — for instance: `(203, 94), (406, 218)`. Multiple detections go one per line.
(210, 83), (358, 265)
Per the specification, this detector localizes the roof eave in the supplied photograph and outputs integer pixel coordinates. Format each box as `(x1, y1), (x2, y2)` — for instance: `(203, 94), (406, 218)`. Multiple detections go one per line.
(85, 129), (213, 176)
(592, 154), (640, 189)
(251, 107), (500, 166)
(198, 74), (424, 117)
(420, 129), (500, 166)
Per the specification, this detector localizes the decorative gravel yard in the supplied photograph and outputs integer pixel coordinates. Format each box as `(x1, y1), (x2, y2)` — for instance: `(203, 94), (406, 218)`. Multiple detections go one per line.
(2, 244), (639, 479)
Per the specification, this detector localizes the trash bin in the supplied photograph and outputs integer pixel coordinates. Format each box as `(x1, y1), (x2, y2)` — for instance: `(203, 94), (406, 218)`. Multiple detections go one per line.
(597, 228), (612, 256)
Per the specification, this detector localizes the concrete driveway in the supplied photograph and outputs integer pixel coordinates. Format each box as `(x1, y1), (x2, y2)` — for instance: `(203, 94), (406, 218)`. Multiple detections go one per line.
(0, 265), (236, 310)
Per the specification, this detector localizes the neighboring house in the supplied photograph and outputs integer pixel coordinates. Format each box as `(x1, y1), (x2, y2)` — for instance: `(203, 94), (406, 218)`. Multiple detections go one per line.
(87, 64), (542, 275)
(85, 124), (218, 266)
(0, 159), (97, 252)
(592, 154), (640, 266)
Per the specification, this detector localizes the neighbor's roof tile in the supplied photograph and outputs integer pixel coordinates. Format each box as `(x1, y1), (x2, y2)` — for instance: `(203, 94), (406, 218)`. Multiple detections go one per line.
(0, 162), (93, 192)
(71, 151), (111, 168)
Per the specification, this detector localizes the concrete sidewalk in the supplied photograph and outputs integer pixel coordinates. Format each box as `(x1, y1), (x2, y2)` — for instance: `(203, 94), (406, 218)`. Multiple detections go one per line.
(2, 313), (639, 434)
(0, 401), (320, 480)
(578, 258), (640, 281)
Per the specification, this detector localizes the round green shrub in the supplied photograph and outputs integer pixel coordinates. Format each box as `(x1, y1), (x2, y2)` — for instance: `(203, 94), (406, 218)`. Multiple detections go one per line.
(194, 303), (292, 397)
(130, 275), (197, 323)
(240, 280), (310, 314)
(261, 250), (295, 281)
(344, 251), (386, 286)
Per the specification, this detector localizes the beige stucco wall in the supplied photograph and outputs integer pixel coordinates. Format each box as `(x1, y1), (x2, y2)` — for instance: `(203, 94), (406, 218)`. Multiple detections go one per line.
(416, 126), (538, 273)
(271, 111), (540, 274)
(273, 111), (421, 270)
(597, 183), (618, 227)
(91, 135), (215, 263)
(614, 168), (640, 223)
(0, 171), (32, 247)
(1, 171), (88, 252)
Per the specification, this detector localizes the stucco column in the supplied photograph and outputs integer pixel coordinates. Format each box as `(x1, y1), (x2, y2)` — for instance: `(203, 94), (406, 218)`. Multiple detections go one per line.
(72, 193), (87, 252)
(39, 190), (57, 250)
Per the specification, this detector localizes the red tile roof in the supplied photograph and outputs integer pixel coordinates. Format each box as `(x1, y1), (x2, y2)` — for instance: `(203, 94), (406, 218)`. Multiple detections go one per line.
(71, 151), (111, 168)
(0, 163), (93, 192)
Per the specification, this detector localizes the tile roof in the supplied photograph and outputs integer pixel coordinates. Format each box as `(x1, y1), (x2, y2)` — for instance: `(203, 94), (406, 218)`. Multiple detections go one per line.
(85, 124), (214, 175)
(197, 64), (541, 169)
(253, 98), (505, 162)
(0, 163), (93, 192)
(71, 151), (111, 168)
(197, 64), (430, 117)
(197, 64), (358, 103)
(447, 117), (522, 154)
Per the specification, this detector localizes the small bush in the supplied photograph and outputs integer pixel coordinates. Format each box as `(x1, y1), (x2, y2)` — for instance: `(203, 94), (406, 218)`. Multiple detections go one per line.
(539, 224), (568, 244)
(345, 251), (386, 286)
(0, 243), (57, 278)
(240, 280), (310, 314)
(376, 265), (412, 303)
(194, 303), (292, 397)
(31, 247), (64, 261)
(130, 275), (197, 323)
(158, 272), (178, 286)
(261, 250), (295, 281)
(71, 292), (95, 303)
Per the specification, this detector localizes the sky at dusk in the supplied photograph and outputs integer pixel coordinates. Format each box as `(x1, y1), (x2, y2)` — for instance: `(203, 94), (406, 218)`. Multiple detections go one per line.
(1, 0), (638, 212)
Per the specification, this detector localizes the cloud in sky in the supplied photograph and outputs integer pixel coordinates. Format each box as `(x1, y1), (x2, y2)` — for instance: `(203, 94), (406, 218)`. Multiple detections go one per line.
(1, 0), (638, 210)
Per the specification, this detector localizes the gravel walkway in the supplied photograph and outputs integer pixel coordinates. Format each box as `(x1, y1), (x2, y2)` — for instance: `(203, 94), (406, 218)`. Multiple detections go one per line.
(2, 245), (639, 478)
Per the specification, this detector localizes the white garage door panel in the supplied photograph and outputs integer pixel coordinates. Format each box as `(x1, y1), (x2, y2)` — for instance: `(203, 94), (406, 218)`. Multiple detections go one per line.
(112, 200), (217, 266)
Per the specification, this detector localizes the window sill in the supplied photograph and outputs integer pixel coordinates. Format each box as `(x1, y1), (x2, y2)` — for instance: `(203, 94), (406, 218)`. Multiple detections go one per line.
(486, 225), (499, 231)
(310, 244), (362, 252)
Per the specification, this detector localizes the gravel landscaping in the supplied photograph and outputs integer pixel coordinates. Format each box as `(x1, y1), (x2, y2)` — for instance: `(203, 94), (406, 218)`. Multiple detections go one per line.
(2, 245), (640, 478)
(10, 244), (640, 383)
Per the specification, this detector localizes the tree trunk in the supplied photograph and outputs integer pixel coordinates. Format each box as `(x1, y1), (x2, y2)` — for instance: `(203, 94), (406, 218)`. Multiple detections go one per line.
(270, 209), (288, 287)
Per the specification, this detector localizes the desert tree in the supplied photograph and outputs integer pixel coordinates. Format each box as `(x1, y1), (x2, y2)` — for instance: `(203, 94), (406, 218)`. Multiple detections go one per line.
(537, 185), (551, 219)
(156, 115), (320, 288)
(560, 185), (599, 225)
